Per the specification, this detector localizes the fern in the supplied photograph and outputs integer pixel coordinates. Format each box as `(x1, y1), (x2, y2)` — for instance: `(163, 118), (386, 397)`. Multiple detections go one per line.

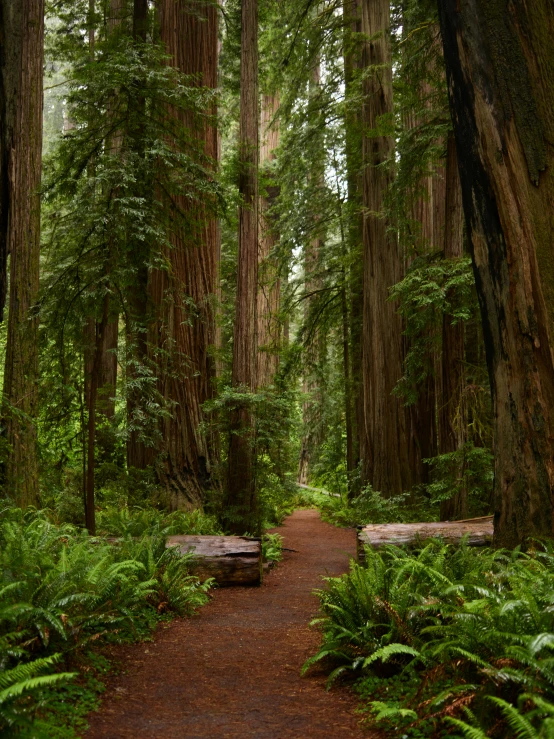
(309, 538), (554, 737)
(0, 654), (75, 735)
(0, 508), (213, 734)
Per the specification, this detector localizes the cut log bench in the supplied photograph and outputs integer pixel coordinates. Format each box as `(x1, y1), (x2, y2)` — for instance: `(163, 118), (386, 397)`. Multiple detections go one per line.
(166, 535), (263, 586)
(357, 516), (494, 562)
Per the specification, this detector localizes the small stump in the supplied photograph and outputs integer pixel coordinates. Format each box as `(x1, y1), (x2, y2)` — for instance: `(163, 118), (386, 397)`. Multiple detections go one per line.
(167, 535), (263, 586)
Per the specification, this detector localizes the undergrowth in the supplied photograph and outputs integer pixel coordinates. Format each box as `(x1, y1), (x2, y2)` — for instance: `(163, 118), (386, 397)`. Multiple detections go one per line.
(96, 505), (223, 538)
(306, 539), (554, 738)
(262, 533), (284, 563)
(0, 507), (212, 736)
(314, 485), (437, 528)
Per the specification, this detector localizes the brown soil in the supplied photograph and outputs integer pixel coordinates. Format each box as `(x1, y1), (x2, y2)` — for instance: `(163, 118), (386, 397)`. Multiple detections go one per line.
(85, 510), (370, 738)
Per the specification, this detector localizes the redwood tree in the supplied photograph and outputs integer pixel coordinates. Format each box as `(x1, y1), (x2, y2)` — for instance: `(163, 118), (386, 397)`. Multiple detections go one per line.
(257, 92), (281, 388)
(438, 133), (467, 521)
(149, 0), (219, 509)
(226, 0), (259, 532)
(0, 0), (44, 506)
(359, 0), (413, 495)
(438, 0), (554, 546)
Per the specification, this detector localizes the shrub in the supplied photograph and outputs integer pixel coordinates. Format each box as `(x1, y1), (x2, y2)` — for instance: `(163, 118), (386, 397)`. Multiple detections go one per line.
(0, 507), (211, 734)
(306, 539), (554, 738)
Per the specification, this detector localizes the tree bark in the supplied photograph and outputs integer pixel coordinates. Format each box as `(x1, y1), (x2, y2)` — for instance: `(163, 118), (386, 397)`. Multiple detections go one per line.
(343, 0), (362, 483)
(358, 516), (493, 555)
(403, 85), (441, 489)
(297, 64), (325, 488)
(148, 0), (219, 510)
(226, 0), (259, 532)
(0, 0), (44, 507)
(166, 535), (262, 586)
(438, 0), (554, 547)
(438, 133), (468, 521)
(359, 0), (413, 495)
(257, 92), (280, 387)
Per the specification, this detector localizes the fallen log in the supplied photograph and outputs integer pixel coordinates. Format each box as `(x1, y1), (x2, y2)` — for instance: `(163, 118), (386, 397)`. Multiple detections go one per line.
(166, 535), (263, 586)
(357, 516), (494, 562)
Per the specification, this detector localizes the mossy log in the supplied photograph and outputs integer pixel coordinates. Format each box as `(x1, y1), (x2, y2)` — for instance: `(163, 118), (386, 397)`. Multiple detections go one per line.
(357, 516), (493, 562)
(166, 535), (262, 586)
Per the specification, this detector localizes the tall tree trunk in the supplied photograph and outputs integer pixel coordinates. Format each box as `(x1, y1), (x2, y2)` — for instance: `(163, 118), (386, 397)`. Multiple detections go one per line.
(150, 0), (219, 509)
(343, 0), (362, 482)
(226, 0), (259, 532)
(82, 0), (120, 521)
(297, 62), (325, 487)
(438, 0), (554, 547)
(403, 86), (441, 489)
(0, 0), (44, 506)
(360, 0), (412, 495)
(85, 0), (122, 436)
(257, 92), (280, 387)
(126, 0), (151, 470)
(438, 133), (468, 521)
(297, 229), (323, 487)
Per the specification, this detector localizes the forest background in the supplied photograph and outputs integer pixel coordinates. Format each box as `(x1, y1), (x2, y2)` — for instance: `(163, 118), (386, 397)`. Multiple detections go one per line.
(1, 0), (495, 532)
(1, 0), (554, 736)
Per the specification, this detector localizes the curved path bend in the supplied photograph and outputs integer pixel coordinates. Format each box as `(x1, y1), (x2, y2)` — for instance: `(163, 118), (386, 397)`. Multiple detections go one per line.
(86, 509), (368, 738)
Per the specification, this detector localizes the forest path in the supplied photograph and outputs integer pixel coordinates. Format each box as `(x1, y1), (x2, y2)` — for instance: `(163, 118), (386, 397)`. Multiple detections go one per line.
(85, 509), (368, 738)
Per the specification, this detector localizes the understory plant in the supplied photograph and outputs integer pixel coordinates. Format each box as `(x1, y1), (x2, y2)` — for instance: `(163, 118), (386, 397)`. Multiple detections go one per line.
(0, 507), (211, 735)
(306, 539), (554, 738)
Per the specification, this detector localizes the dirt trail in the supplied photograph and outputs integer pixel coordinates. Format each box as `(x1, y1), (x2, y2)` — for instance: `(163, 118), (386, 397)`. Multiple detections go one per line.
(85, 510), (367, 738)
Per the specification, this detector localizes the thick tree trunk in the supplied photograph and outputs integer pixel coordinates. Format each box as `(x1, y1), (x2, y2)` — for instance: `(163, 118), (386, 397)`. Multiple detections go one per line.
(147, 0), (219, 509)
(0, 0), (44, 507)
(359, 0), (412, 495)
(438, 0), (554, 547)
(438, 134), (468, 521)
(225, 0), (259, 532)
(257, 92), (280, 387)
(403, 95), (441, 489)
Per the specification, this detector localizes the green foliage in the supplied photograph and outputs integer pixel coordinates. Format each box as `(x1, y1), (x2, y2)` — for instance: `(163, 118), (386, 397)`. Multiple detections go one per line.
(261, 533), (284, 563)
(425, 443), (494, 513)
(39, 2), (220, 489)
(307, 540), (554, 737)
(203, 383), (301, 532)
(0, 654), (75, 737)
(0, 507), (211, 734)
(390, 256), (478, 405)
(96, 506), (222, 538)
(318, 484), (411, 527)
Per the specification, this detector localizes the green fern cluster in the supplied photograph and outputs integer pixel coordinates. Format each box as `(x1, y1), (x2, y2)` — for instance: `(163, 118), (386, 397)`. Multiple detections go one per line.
(0, 507), (211, 734)
(306, 539), (554, 738)
(95, 506), (222, 538)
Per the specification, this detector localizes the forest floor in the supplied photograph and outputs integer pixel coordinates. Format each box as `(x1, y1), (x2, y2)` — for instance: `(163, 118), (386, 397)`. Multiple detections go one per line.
(84, 509), (371, 738)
